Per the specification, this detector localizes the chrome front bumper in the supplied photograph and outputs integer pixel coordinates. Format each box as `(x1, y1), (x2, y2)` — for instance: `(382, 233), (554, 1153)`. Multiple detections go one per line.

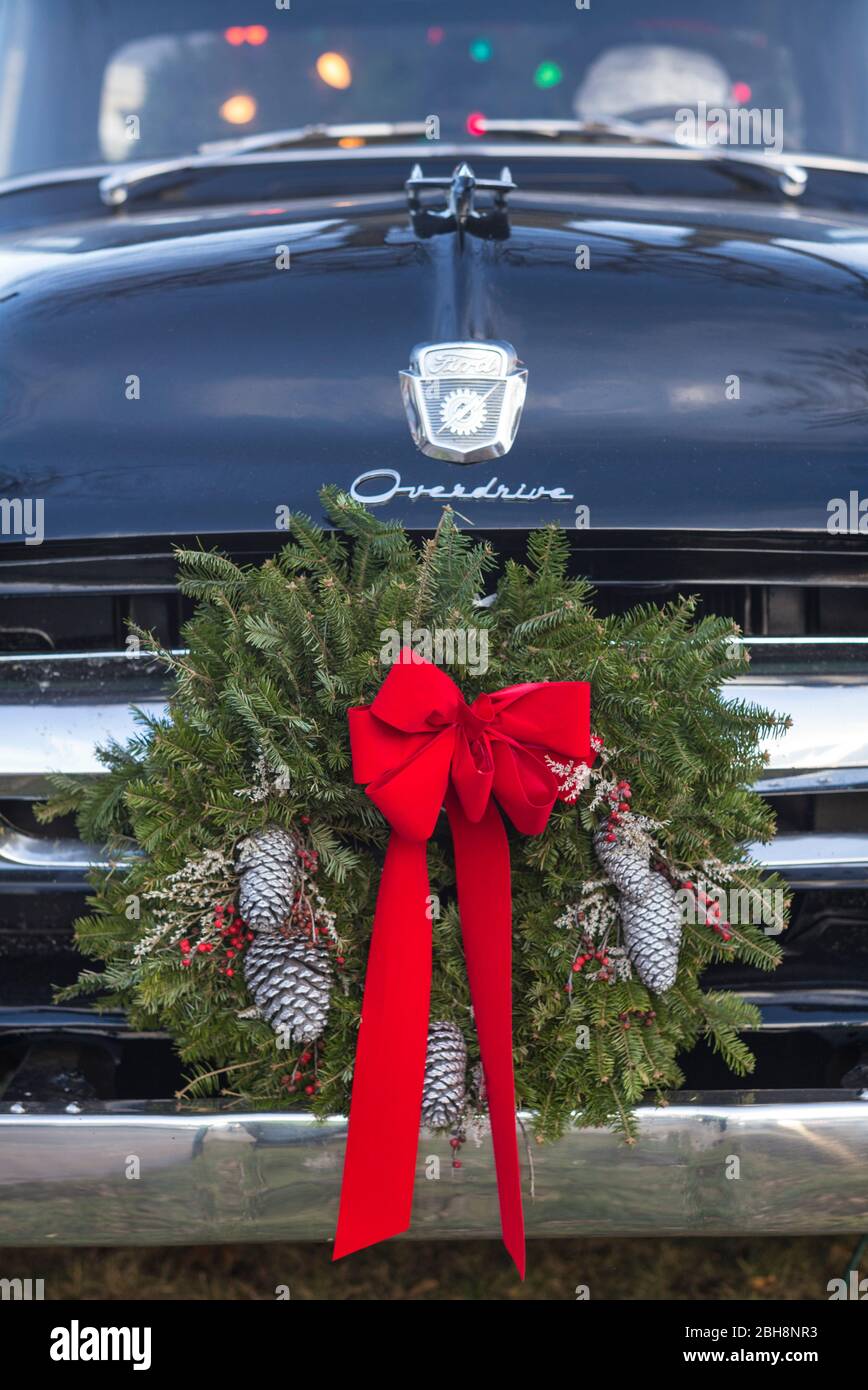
(1, 1093), (867, 1245)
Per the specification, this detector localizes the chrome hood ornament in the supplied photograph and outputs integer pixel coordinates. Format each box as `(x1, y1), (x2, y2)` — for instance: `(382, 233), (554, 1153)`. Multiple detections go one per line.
(399, 340), (528, 463)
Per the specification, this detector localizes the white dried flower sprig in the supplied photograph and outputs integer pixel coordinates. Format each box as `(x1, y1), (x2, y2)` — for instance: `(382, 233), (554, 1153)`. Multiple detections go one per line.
(699, 857), (738, 882)
(310, 893), (339, 947)
(548, 737), (668, 835)
(558, 881), (633, 987)
(132, 922), (178, 963)
(134, 846), (234, 961)
(545, 755), (592, 804)
(233, 750), (292, 803)
(555, 882), (615, 941)
(610, 810), (666, 857)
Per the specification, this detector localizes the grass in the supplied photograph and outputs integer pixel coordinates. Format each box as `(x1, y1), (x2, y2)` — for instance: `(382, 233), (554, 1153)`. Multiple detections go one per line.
(1, 1237), (860, 1300)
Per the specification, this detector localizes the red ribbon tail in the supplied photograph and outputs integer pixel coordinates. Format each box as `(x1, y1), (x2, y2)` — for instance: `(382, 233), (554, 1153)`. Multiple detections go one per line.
(333, 834), (432, 1260)
(446, 793), (526, 1279)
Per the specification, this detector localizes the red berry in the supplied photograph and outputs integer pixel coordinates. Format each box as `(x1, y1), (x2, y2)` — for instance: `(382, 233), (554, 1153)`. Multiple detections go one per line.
(304, 1085), (315, 1095)
(452, 1160), (462, 1169)
(226, 949), (235, 958)
(449, 1137), (461, 1149)
(336, 955), (345, 966)
(225, 968), (234, 977)
(181, 958), (191, 968)
(606, 833), (617, 842)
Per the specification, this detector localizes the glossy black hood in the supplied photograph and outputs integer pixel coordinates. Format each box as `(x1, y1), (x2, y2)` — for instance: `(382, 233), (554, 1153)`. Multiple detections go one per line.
(2, 162), (868, 543)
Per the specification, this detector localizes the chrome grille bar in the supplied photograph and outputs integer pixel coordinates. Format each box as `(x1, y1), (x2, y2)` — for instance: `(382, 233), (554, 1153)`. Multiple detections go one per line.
(1, 662), (865, 786)
(747, 833), (868, 887)
(1, 648), (867, 883)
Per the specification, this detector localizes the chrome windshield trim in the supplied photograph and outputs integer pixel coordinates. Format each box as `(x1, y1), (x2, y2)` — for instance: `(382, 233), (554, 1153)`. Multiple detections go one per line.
(198, 120), (431, 158)
(6, 146), (868, 203)
(98, 140), (827, 208)
(475, 118), (806, 196)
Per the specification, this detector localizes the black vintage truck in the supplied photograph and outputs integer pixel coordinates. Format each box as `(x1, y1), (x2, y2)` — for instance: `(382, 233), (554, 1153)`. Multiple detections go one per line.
(0, 0), (867, 1246)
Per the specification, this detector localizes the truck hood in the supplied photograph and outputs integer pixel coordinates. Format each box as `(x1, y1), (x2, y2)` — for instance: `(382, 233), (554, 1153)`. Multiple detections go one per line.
(2, 176), (868, 541)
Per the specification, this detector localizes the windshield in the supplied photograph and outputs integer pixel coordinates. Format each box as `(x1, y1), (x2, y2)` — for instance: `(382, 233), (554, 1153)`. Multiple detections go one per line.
(2, 0), (867, 178)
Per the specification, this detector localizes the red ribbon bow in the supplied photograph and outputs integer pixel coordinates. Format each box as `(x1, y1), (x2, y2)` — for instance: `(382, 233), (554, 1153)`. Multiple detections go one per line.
(333, 654), (591, 1275)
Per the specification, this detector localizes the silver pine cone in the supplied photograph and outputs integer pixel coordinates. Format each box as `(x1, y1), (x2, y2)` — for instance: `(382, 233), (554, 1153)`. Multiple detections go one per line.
(421, 1021), (467, 1129)
(243, 929), (333, 1045)
(237, 825), (300, 932)
(594, 819), (682, 993)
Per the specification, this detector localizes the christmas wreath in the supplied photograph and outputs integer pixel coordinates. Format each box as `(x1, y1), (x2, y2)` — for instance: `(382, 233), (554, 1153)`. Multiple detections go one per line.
(45, 488), (787, 1256)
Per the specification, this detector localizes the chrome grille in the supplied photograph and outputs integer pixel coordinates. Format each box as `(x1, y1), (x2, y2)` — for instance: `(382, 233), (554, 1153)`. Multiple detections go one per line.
(0, 557), (867, 1106)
